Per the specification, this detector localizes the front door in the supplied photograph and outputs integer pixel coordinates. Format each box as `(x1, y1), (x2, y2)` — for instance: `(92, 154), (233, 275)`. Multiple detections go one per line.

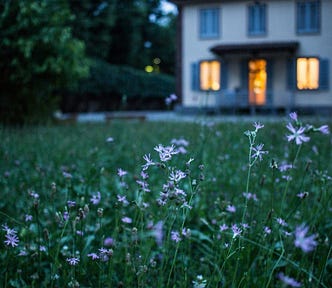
(248, 59), (267, 106)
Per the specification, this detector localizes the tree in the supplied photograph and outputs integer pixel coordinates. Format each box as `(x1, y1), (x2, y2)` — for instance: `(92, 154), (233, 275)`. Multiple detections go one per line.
(0, 0), (89, 125)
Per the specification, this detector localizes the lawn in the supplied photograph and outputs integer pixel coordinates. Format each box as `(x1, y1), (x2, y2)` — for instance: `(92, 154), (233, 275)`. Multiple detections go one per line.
(1, 114), (331, 287)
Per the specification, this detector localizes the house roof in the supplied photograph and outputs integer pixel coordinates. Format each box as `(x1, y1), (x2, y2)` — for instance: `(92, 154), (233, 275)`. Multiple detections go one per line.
(210, 41), (299, 55)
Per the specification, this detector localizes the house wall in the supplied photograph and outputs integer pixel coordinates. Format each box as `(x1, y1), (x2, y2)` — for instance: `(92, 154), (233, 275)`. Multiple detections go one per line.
(181, 0), (332, 109)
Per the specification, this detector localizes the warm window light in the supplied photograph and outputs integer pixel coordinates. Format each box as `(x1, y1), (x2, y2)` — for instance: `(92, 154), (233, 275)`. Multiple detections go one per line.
(297, 58), (319, 90)
(200, 60), (221, 91)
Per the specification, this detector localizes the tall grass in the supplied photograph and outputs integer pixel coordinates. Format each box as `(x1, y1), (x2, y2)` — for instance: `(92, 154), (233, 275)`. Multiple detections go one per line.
(0, 115), (331, 287)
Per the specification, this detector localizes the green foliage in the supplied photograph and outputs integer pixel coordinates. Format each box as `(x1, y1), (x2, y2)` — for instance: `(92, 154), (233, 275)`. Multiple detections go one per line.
(62, 59), (175, 112)
(0, 0), (89, 125)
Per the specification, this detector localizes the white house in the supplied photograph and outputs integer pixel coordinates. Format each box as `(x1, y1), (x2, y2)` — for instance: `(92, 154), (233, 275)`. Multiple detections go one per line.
(170, 0), (331, 114)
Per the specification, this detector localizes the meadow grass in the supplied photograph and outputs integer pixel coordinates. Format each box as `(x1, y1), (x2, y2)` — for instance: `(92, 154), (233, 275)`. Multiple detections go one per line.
(0, 115), (331, 287)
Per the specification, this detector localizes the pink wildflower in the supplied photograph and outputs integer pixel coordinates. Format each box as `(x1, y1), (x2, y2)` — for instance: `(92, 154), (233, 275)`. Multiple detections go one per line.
(286, 123), (310, 145)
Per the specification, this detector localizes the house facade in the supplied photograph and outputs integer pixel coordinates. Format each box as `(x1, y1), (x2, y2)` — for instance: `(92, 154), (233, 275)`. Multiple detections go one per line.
(170, 0), (332, 113)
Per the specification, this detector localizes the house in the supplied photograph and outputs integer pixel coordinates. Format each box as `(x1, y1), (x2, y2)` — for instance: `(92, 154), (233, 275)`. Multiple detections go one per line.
(170, 0), (331, 114)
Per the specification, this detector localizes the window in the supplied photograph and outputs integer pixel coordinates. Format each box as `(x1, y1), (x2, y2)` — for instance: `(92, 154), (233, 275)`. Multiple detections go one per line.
(297, 57), (319, 90)
(248, 3), (266, 36)
(199, 8), (220, 39)
(297, 1), (320, 34)
(200, 60), (221, 91)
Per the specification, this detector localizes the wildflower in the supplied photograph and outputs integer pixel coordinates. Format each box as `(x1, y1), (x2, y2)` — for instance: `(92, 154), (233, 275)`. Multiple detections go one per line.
(63, 171), (73, 179)
(66, 257), (80, 266)
(90, 191), (101, 205)
(121, 217), (132, 224)
(63, 211), (69, 221)
(242, 192), (258, 201)
(278, 272), (301, 287)
(294, 224), (318, 253)
(67, 200), (76, 207)
(182, 227), (191, 238)
(289, 112), (298, 122)
(142, 154), (155, 170)
(106, 137), (114, 143)
(192, 275), (207, 288)
(117, 168), (127, 177)
(104, 237), (114, 247)
(279, 163), (293, 172)
(117, 194), (129, 206)
(171, 231), (181, 243)
(136, 180), (150, 192)
(296, 192), (309, 199)
(226, 205), (236, 213)
(169, 169), (187, 182)
(154, 144), (179, 162)
(253, 121), (264, 131)
(25, 214), (33, 222)
(87, 253), (99, 260)
(318, 125), (330, 135)
(153, 221), (163, 247)
(276, 217), (288, 227)
(252, 144), (268, 161)
(231, 224), (242, 239)
(286, 123), (310, 145)
(219, 224), (228, 231)
(4, 233), (19, 247)
(264, 226), (272, 235)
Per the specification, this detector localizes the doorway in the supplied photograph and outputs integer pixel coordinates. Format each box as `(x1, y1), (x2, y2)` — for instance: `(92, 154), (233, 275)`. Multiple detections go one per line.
(248, 59), (267, 105)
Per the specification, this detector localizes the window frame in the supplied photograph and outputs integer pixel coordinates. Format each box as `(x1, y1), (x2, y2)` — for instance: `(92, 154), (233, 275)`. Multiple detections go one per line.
(296, 0), (321, 34)
(248, 3), (267, 36)
(199, 7), (220, 39)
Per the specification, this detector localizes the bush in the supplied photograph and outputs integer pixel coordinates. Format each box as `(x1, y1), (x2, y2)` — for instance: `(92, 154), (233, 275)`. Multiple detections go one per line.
(61, 59), (175, 112)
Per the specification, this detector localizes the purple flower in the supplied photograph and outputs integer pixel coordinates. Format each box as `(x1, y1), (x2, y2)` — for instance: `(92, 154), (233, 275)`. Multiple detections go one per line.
(66, 257), (80, 266)
(253, 121), (264, 131)
(117, 194), (129, 206)
(4, 233), (19, 247)
(219, 224), (228, 231)
(142, 154), (155, 170)
(286, 123), (310, 145)
(106, 137), (114, 143)
(276, 217), (288, 227)
(294, 224), (318, 253)
(87, 253), (99, 260)
(278, 272), (301, 287)
(104, 237), (114, 247)
(231, 224), (242, 239)
(154, 144), (179, 162)
(153, 221), (163, 247)
(169, 169), (186, 182)
(226, 205), (236, 213)
(67, 200), (76, 207)
(90, 191), (101, 205)
(318, 125), (330, 135)
(264, 226), (272, 235)
(289, 112), (298, 122)
(121, 216), (132, 224)
(252, 143), (268, 161)
(117, 168), (128, 177)
(63, 211), (69, 221)
(63, 171), (73, 179)
(171, 231), (181, 243)
(25, 214), (33, 222)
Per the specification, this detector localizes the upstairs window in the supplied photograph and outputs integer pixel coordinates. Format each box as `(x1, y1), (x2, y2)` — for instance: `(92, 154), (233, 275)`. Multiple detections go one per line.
(248, 3), (267, 36)
(199, 8), (220, 39)
(200, 60), (221, 91)
(297, 1), (320, 34)
(297, 57), (319, 90)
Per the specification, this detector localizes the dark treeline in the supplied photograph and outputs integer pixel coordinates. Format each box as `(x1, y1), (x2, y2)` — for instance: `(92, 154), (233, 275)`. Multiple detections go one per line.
(0, 0), (176, 125)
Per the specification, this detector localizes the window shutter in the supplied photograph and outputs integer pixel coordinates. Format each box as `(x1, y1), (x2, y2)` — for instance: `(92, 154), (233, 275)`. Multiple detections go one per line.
(261, 4), (266, 33)
(220, 60), (228, 90)
(267, 59), (273, 105)
(287, 58), (296, 90)
(319, 59), (329, 90)
(191, 62), (199, 91)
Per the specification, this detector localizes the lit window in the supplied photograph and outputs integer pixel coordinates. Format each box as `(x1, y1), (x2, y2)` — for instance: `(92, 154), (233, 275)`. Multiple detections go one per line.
(297, 57), (319, 90)
(200, 60), (221, 91)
